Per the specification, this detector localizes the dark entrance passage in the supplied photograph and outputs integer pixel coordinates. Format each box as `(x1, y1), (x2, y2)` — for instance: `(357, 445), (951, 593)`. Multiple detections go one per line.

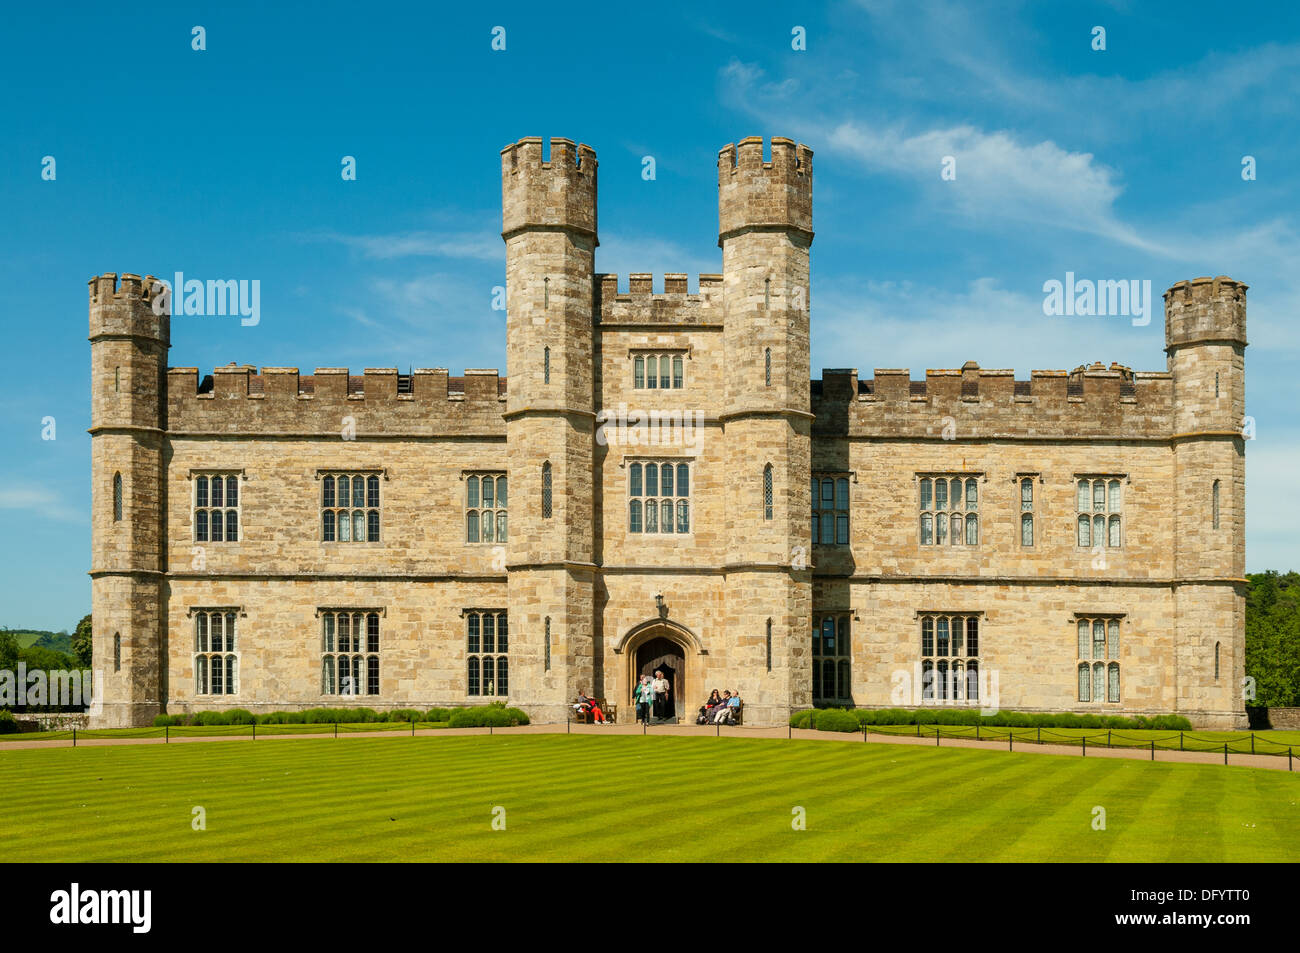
(636, 635), (684, 722)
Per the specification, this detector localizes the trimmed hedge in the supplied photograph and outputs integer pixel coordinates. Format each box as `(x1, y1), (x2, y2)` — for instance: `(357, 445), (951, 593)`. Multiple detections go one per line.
(790, 708), (1193, 732)
(0, 710), (17, 734)
(813, 709), (860, 733)
(447, 703), (530, 728)
(788, 708), (858, 732)
(424, 707), (466, 723)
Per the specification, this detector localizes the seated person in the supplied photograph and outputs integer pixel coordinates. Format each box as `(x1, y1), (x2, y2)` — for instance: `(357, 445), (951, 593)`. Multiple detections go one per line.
(697, 689), (724, 724)
(711, 690), (734, 723)
(574, 690), (608, 724)
(713, 690), (742, 724)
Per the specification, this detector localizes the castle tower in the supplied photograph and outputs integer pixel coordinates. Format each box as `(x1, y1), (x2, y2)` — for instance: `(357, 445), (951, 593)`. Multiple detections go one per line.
(88, 273), (169, 727)
(717, 137), (814, 720)
(1165, 276), (1247, 727)
(500, 137), (598, 721)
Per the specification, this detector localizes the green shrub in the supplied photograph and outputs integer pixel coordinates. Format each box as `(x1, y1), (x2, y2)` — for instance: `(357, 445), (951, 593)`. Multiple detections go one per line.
(225, 708), (256, 725)
(813, 709), (860, 733)
(447, 705), (530, 728)
(0, 710), (17, 734)
(838, 708), (1195, 732)
(387, 708), (422, 723)
(152, 714), (185, 727)
(788, 710), (813, 729)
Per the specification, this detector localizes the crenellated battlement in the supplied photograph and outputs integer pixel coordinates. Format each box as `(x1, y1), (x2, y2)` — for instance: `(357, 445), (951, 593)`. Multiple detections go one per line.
(596, 273), (724, 326)
(88, 272), (170, 346)
(811, 361), (1176, 439)
(88, 272), (166, 306)
(717, 136), (813, 243)
(1164, 275), (1247, 351)
(501, 136), (598, 241)
(166, 365), (508, 436)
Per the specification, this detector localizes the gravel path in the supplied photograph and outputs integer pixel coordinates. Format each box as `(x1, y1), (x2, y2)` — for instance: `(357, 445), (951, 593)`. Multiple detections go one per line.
(1, 722), (1293, 771)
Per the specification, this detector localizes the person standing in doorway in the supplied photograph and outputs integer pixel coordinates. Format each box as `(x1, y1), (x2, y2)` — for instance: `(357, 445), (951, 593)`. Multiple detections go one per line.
(634, 674), (653, 724)
(651, 669), (670, 723)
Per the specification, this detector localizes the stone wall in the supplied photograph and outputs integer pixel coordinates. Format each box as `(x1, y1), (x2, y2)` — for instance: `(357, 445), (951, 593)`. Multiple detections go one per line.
(89, 137), (1248, 731)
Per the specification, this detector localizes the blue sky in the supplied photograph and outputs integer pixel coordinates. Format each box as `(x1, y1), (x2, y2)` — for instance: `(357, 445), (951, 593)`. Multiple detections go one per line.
(2, 0), (1297, 629)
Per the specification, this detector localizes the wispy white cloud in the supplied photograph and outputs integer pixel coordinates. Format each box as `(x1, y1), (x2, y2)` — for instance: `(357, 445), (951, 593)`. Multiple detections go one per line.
(301, 228), (501, 262)
(0, 487), (82, 524)
(811, 276), (1153, 377)
(719, 59), (1160, 251)
(828, 120), (1160, 251)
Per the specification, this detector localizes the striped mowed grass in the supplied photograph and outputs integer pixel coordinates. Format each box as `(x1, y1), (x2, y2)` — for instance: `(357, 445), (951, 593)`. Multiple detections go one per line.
(1, 735), (1296, 862)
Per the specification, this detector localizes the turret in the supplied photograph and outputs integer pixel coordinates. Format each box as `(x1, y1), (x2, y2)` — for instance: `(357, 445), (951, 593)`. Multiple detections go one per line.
(501, 137), (597, 416)
(1165, 276), (1247, 435)
(88, 273), (169, 726)
(717, 137), (815, 719)
(1164, 275), (1247, 578)
(1164, 276), (1247, 727)
(718, 137), (813, 414)
(500, 137), (598, 720)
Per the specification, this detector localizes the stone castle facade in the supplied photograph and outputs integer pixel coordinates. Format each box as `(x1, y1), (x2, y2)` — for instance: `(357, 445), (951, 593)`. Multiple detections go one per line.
(89, 135), (1248, 728)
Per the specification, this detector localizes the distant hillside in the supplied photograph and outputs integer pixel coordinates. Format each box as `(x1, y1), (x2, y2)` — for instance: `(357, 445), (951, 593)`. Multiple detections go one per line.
(2, 630), (73, 654)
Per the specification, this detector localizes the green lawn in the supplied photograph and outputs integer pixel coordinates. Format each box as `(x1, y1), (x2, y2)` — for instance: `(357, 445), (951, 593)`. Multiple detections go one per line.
(0, 734), (1296, 861)
(865, 724), (1300, 755)
(0, 721), (450, 743)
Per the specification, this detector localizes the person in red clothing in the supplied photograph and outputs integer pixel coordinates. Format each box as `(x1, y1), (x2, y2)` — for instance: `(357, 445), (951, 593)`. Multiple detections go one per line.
(573, 689), (608, 724)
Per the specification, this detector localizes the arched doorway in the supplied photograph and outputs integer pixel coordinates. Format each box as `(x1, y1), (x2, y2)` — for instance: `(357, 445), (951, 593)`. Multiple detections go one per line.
(636, 635), (685, 723)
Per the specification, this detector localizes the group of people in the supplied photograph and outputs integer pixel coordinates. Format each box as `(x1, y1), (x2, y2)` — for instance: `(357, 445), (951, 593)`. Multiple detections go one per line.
(633, 672), (673, 724)
(575, 675), (742, 727)
(696, 689), (742, 725)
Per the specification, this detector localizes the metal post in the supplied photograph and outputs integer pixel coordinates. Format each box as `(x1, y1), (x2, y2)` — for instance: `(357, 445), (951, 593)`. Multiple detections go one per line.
(1180, 731), (1184, 751)
(936, 727), (940, 747)
(1107, 729), (1111, 748)
(166, 725), (169, 744)
(1289, 747), (1293, 772)
(1008, 733), (1012, 752)
(412, 719), (416, 736)
(916, 724), (921, 738)
(975, 724), (980, 741)
(1150, 740), (1155, 761)
(490, 724), (494, 736)
(716, 721), (720, 737)
(567, 711), (571, 734)
(1082, 736), (1086, 757)
(72, 728), (76, 748)
(1224, 742), (1228, 766)
(863, 726), (867, 742)
(334, 722), (338, 739)
(1250, 733), (1255, 755)
(252, 723), (256, 741)
(1037, 725), (1041, 744)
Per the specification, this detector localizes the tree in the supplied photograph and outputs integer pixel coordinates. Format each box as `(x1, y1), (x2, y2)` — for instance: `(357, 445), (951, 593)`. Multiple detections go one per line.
(1245, 571), (1300, 708)
(0, 630), (18, 673)
(72, 614), (92, 668)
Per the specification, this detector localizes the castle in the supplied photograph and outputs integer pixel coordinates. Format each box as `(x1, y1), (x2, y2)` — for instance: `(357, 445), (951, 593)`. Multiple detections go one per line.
(89, 135), (1247, 729)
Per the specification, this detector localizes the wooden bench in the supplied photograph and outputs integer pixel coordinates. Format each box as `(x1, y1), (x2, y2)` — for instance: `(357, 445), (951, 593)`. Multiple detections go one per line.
(572, 698), (617, 724)
(701, 700), (743, 726)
